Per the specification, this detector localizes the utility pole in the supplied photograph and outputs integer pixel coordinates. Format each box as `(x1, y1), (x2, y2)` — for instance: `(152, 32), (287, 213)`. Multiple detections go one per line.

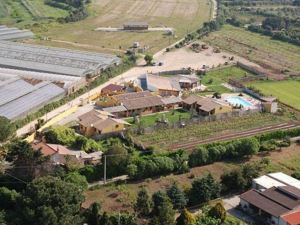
(103, 155), (107, 184)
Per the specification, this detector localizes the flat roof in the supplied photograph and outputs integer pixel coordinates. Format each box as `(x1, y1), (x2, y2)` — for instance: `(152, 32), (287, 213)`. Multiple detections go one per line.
(268, 172), (300, 189)
(253, 175), (286, 189)
(0, 41), (121, 77)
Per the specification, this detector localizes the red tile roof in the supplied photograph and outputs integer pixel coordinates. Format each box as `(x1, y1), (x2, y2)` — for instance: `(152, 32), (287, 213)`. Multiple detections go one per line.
(101, 84), (124, 93)
(32, 142), (56, 156)
(282, 210), (300, 225)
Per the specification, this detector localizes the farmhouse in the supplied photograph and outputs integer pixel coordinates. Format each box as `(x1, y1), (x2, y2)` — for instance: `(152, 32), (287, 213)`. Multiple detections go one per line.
(240, 186), (300, 225)
(0, 41), (121, 77)
(123, 22), (149, 31)
(78, 110), (130, 137)
(182, 95), (232, 116)
(32, 142), (102, 165)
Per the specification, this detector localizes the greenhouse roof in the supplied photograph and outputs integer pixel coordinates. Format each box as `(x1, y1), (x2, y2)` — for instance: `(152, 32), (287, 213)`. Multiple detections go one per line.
(0, 25), (34, 41)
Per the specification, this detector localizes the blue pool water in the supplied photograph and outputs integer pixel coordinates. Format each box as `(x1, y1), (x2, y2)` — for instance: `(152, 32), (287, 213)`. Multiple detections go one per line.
(225, 96), (253, 107)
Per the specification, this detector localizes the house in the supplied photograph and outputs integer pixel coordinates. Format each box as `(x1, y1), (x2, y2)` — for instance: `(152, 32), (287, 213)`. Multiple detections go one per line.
(78, 109), (130, 137)
(137, 74), (201, 96)
(101, 83), (125, 96)
(253, 172), (300, 191)
(182, 95), (232, 116)
(32, 142), (102, 165)
(260, 96), (278, 113)
(123, 22), (149, 31)
(240, 186), (300, 225)
(161, 96), (182, 110)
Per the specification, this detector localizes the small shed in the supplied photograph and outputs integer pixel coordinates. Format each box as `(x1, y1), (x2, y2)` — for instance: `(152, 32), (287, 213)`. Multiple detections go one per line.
(123, 22), (149, 31)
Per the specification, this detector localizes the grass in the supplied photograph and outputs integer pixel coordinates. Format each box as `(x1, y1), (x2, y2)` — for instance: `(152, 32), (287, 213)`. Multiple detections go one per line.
(133, 113), (292, 151)
(202, 25), (300, 75)
(24, 0), (213, 54)
(200, 66), (255, 94)
(251, 80), (300, 110)
(126, 109), (191, 128)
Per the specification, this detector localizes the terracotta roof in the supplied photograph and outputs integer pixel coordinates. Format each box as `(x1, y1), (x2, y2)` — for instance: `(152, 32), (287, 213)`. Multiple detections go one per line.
(282, 210), (300, 225)
(32, 142), (56, 156)
(183, 95), (203, 105)
(183, 95), (221, 112)
(122, 95), (164, 110)
(101, 84), (124, 93)
(103, 105), (127, 113)
(161, 96), (182, 105)
(114, 91), (152, 102)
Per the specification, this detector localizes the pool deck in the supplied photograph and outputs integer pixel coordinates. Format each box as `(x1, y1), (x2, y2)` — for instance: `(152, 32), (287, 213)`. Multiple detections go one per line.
(221, 93), (261, 110)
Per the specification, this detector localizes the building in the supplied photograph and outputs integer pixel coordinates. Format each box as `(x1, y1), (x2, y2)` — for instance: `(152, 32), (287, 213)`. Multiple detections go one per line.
(0, 41), (121, 77)
(0, 67), (86, 95)
(0, 78), (65, 120)
(101, 83), (126, 96)
(32, 142), (102, 165)
(102, 91), (166, 117)
(240, 186), (300, 225)
(182, 95), (232, 116)
(78, 110), (130, 137)
(137, 74), (201, 96)
(253, 172), (300, 191)
(0, 25), (34, 41)
(260, 96), (278, 113)
(123, 22), (149, 31)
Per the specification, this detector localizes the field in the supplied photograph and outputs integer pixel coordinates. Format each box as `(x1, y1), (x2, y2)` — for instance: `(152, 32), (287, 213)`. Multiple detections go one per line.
(0, 0), (68, 25)
(200, 66), (254, 94)
(251, 80), (300, 110)
(83, 144), (300, 213)
(24, 0), (213, 54)
(202, 25), (300, 75)
(126, 109), (191, 128)
(133, 113), (292, 151)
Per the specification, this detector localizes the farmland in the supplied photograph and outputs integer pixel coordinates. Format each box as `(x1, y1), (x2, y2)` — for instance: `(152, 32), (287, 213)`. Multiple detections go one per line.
(133, 113), (293, 151)
(25, 0), (213, 54)
(0, 0), (68, 25)
(202, 25), (300, 75)
(251, 80), (300, 110)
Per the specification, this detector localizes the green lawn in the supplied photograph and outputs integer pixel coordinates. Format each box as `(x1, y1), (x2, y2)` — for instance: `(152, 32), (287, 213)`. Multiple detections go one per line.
(126, 109), (191, 128)
(251, 80), (300, 110)
(200, 66), (254, 94)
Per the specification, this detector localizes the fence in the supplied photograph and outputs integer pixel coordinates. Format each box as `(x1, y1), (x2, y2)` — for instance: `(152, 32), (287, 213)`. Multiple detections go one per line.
(130, 108), (261, 135)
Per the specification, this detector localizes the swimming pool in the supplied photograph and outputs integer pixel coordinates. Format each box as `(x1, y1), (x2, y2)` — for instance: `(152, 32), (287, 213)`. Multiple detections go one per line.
(225, 96), (253, 107)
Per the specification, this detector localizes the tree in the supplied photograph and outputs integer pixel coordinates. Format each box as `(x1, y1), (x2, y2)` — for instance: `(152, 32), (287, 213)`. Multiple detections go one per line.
(134, 188), (151, 217)
(64, 172), (88, 191)
(6, 140), (48, 181)
(144, 54), (153, 65)
(0, 187), (20, 210)
(150, 196), (175, 225)
(44, 126), (76, 146)
(189, 173), (220, 205)
(85, 202), (101, 225)
(176, 208), (195, 225)
(189, 147), (209, 167)
(239, 138), (260, 157)
(220, 169), (246, 193)
(208, 203), (226, 222)
(19, 176), (84, 225)
(195, 215), (220, 225)
(167, 183), (187, 209)
(103, 144), (128, 177)
(0, 211), (6, 225)
(0, 117), (15, 142)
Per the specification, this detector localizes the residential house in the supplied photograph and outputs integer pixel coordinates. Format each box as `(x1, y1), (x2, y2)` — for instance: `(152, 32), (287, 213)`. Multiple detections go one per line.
(182, 95), (232, 116)
(78, 109), (130, 137)
(32, 142), (102, 166)
(101, 83), (126, 96)
(240, 185), (300, 225)
(280, 210), (300, 225)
